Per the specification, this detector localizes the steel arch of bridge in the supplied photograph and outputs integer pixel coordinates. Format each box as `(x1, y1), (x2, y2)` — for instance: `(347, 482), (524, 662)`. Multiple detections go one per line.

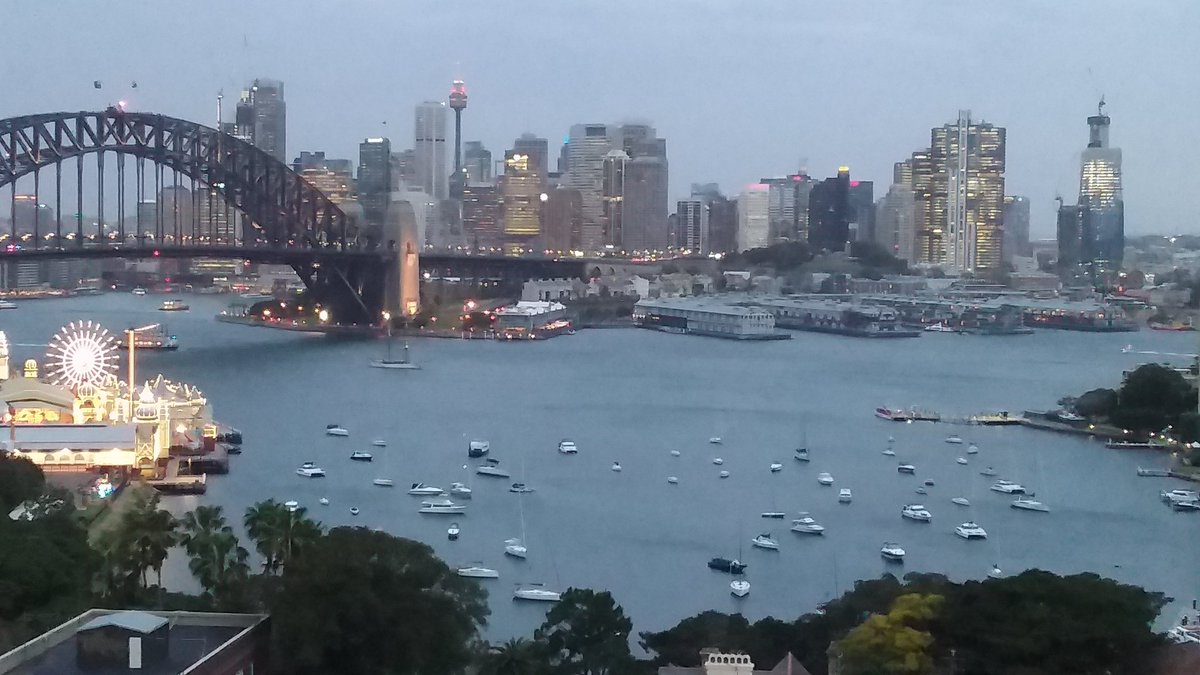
(0, 108), (352, 250)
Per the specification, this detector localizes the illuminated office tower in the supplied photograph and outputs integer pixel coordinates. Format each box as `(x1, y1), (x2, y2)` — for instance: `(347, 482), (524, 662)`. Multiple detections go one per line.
(414, 101), (448, 200)
(601, 150), (628, 248)
(501, 149), (542, 249)
(737, 185), (770, 251)
(917, 111), (1006, 273)
(676, 199), (708, 254)
(463, 183), (501, 252)
(1068, 99), (1124, 269)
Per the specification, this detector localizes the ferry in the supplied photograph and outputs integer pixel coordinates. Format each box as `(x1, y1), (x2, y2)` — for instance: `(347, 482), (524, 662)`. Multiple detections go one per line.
(119, 324), (179, 351)
(0, 300), (16, 310)
(1149, 321), (1195, 332)
(131, 287), (148, 296)
(159, 299), (190, 312)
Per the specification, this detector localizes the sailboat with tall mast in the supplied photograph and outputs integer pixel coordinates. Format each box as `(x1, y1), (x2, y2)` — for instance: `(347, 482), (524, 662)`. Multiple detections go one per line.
(794, 427), (810, 462)
(371, 316), (420, 370)
(505, 453), (530, 558)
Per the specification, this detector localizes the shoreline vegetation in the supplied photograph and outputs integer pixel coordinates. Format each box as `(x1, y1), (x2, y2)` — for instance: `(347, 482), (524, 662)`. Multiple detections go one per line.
(0, 452), (1180, 675)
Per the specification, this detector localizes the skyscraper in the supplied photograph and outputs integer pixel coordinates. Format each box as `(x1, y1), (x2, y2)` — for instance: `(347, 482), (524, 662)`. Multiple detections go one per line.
(234, 79), (286, 163)
(563, 124), (613, 252)
(1062, 100), (1124, 270)
(414, 101), (448, 200)
(293, 152), (354, 204)
(512, 134), (550, 177)
(543, 187), (583, 254)
(463, 142), (493, 184)
(601, 150), (627, 248)
(916, 111), (1006, 273)
(448, 80), (468, 200)
(807, 168), (852, 252)
(463, 183), (501, 252)
(501, 149), (542, 248)
(874, 184), (916, 262)
(847, 179), (875, 242)
(707, 193), (738, 256)
(1003, 195), (1031, 261)
(358, 138), (392, 228)
(623, 155), (669, 252)
(737, 185), (771, 251)
(676, 199), (708, 254)
(1056, 199), (1085, 270)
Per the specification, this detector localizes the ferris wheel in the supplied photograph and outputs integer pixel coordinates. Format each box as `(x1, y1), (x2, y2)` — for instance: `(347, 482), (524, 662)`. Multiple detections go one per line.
(44, 321), (120, 390)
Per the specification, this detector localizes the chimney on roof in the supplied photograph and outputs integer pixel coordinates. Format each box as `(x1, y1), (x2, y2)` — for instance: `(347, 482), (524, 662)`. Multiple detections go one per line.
(702, 651), (756, 675)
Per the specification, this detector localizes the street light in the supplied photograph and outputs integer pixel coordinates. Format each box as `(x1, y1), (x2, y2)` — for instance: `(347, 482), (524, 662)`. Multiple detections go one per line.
(318, 309), (329, 322)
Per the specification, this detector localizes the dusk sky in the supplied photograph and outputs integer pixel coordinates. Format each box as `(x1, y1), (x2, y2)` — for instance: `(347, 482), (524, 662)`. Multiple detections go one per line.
(4, 0), (1197, 238)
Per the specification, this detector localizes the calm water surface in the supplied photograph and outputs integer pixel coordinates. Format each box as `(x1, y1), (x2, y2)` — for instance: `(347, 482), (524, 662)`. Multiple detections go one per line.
(6, 293), (1198, 638)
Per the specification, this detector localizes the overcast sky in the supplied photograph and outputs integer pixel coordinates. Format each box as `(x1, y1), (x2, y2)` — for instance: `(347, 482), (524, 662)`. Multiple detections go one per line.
(4, 0), (1197, 238)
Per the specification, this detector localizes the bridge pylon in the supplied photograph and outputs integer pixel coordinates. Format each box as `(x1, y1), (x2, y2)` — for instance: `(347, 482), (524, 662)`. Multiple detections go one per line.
(382, 198), (421, 320)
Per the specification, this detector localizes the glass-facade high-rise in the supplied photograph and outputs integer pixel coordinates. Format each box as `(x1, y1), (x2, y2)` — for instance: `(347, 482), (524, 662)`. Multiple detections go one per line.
(501, 150), (542, 246)
(234, 78), (286, 163)
(807, 168), (852, 253)
(463, 141), (493, 184)
(1003, 195), (1031, 261)
(414, 101), (448, 200)
(1078, 102), (1124, 269)
(737, 185), (771, 251)
(917, 111), (1006, 274)
(563, 124), (614, 252)
(358, 137), (391, 228)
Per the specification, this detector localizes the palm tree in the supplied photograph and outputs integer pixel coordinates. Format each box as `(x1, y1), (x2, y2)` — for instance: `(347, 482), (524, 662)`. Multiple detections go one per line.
(480, 638), (544, 675)
(106, 490), (178, 590)
(180, 505), (250, 599)
(243, 499), (322, 574)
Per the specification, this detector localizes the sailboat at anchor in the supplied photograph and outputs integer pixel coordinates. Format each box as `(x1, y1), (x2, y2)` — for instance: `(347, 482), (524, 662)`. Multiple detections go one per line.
(371, 315), (420, 370)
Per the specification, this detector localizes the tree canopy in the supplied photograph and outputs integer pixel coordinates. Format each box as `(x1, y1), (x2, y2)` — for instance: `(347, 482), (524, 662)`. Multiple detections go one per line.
(1113, 364), (1196, 432)
(537, 588), (633, 675)
(837, 593), (941, 675)
(0, 454), (45, 512)
(270, 526), (489, 675)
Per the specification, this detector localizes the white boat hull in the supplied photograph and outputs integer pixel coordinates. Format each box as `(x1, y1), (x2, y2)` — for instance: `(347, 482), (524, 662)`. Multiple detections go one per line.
(752, 540), (778, 550)
(730, 580), (751, 598)
(419, 506), (467, 514)
(370, 360), (420, 370)
(504, 545), (527, 559)
(514, 588), (561, 602)
(456, 567), (499, 579)
(476, 467), (511, 478)
(326, 430), (349, 437)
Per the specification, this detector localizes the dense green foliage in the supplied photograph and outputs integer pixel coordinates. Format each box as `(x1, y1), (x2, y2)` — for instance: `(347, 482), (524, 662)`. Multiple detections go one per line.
(243, 497), (322, 574)
(96, 490), (178, 598)
(1068, 364), (1198, 439)
(1073, 387), (1119, 419)
(0, 454), (45, 512)
(269, 526), (488, 675)
(179, 505), (250, 606)
(641, 571), (1165, 675)
(838, 593), (941, 675)
(537, 588), (633, 675)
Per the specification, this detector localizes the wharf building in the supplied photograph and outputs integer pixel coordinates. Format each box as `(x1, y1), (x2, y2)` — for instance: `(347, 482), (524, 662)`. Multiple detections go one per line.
(913, 111), (1006, 274)
(750, 296), (919, 338)
(494, 301), (571, 340)
(633, 297), (786, 340)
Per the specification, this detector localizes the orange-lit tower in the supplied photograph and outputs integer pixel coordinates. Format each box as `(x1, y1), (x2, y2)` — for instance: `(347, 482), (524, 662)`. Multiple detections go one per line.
(448, 80), (468, 199)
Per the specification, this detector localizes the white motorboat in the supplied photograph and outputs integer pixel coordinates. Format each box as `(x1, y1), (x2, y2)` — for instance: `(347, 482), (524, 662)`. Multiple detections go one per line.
(956, 457), (968, 465)
(349, 507), (360, 516)
(817, 472), (834, 486)
(372, 439), (387, 447)
(131, 287), (147, 296)
(791, 516), (825, 535)
(967, 444), (979, 454)
(476, 465), (511, 478)
(319, 497), (330, 505)
(468, 440), (490, 457)
(509, 482), (535, 493)
(882, 448), (896, 456)
(350, 451), (373, 461)
(955, 522), (988, 539)
(709, 437), (723, 444)
(730, 579), (751, 598)
(751, 533), (779, 550)
(924, 322), (957, 333)
(1172, 500), (1200, 512)
(611, 462), (622, 472)
(988, 565), (1003, 578)
(670, 450), (681, 457)
(952, 497), (970, 507)
(419, 498), (467, 514)
(719, 470), (730, 478)
(915, 487), (928, 495)
(760, 511), (786, 519)
(838, 488), (853, 503)
(881, 542), (906, 561)
(1011, 498), (1050, 512)
(456, 565), (499, 579)
(558, 440), (578, 454)
(712, 457), (724, 465)
(372, 478), (395, 487)
(901, 504), (932, 522)
(897, 464), (916, 474)
(1161, 489), (1200, 504)
(449, 482), (473, 499)
(504, 538), (527, 559)
(514, 586), (561, 602)
(447, 522), (461, 540)
(667, 476), (679, 484)
(408, 482), (444, 496)
(945, 435), (964, 444)
(980, 467), (998, 477)
(325, 424), (349, 437)
(296, 465), (326, 478)
(0, 300), (17, 310)
(770, 462), (783, 473)
(284, 500), (299, 511)
(990, 480), (1026, 494)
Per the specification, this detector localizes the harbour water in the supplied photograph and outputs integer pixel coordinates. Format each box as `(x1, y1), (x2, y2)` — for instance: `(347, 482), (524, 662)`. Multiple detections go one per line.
(5, 293), (1198, 638)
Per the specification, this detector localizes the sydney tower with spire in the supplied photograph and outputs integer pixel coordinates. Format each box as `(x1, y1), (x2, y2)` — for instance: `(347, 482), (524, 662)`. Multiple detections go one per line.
(448, 80), (468, 199)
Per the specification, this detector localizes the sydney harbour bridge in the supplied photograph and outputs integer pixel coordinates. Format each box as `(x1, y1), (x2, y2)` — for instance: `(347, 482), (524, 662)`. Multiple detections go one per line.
(0, 108), (595, 325)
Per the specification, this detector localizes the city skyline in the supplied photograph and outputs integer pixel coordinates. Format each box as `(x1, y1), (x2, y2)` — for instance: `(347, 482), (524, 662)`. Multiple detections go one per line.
(2, 1), (1196, 238)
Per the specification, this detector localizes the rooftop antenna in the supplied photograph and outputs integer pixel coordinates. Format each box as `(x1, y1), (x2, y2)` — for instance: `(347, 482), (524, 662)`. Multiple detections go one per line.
(1097, 94), (1106, 116)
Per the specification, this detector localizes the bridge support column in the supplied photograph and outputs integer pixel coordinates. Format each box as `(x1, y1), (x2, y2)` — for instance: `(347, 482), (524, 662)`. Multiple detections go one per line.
(382, 199), (421, 319)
